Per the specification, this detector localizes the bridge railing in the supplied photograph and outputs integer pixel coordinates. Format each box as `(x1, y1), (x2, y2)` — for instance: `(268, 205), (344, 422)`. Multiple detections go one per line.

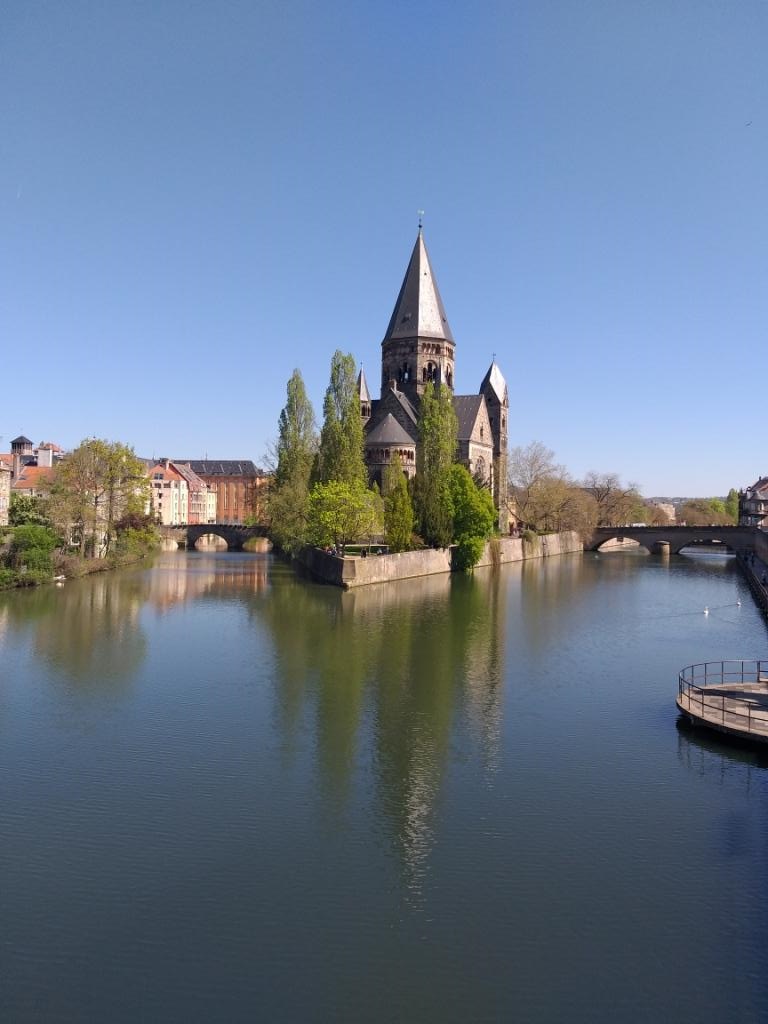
(678, 660), (768, 735)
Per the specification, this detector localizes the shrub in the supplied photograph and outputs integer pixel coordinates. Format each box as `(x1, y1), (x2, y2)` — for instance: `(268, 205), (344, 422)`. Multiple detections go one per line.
(452, 534), (486, 572)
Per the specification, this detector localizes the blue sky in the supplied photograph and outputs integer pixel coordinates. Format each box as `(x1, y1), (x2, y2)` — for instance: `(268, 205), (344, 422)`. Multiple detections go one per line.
(2, 1), (766, 495)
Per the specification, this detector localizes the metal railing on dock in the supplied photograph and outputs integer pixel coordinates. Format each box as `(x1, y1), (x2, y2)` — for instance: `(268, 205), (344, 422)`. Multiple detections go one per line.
(678, 660), (768, 740)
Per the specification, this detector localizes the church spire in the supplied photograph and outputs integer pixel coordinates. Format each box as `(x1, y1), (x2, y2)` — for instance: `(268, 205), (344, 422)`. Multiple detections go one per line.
(380, 230), (457, 402)
(382, 231), (454, 345)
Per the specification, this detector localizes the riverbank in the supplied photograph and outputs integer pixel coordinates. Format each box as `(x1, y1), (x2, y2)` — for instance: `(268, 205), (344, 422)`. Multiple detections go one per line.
(296, 531), (583, 588)
(737, 532), (768, 614)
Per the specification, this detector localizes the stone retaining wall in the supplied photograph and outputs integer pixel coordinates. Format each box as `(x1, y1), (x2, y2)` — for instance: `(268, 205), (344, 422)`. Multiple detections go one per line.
(297, 531), (583, 589)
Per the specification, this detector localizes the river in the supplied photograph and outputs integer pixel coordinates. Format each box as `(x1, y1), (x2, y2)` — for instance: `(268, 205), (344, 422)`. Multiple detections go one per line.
(1, 550), (767, 1023)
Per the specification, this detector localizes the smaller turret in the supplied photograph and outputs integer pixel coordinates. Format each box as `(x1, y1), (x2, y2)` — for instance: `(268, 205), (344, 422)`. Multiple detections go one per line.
(357, 367), (372, 425)
(480, 362), (509, 527)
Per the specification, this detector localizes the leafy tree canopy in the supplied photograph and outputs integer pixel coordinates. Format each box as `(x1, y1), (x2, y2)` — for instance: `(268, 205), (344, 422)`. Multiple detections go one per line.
(415, 382), (457, 547)
(275, 369), (316, 491)
(314, 351), (366, 488)
(308, 481), (382, 556)
(382, 453), (414, 552)
(9, 493), (51, 527)
(448, 464), (496, 571)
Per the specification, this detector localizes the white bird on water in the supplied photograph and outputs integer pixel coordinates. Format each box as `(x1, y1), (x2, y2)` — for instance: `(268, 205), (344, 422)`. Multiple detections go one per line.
(704, 606), (709, 616)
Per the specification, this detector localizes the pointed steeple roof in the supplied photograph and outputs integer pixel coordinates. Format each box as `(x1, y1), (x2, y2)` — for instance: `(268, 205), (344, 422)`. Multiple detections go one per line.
(480, 361), (508, 404)
(357, 366), (371, 404)
(383, 231), (454, 344)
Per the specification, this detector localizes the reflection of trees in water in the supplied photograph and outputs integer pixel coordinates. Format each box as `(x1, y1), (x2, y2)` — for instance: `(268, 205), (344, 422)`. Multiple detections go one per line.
(258, 568), (507, 891)
(23, 574), (147, 687)
(517, 553), (595, 652)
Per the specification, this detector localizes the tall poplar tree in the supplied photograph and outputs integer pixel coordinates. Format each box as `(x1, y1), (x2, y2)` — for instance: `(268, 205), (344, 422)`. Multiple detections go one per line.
(383, 452), (414, 552)
(268, 370), (317, 553)
(315, 351), (366, 487)
(274, 369), (316, 489)
(415, 382), (458, 547)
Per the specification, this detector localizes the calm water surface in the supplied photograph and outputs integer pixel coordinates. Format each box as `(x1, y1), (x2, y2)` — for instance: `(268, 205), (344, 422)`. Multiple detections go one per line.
(1, 550), (767, 1023)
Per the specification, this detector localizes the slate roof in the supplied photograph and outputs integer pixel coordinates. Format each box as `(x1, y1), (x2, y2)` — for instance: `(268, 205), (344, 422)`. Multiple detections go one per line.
(453, 394), (486, 441)
(365, 414), (417, 447)
(480, 361), (508, 404)
(357, 367), (371, 404)
(383, 230), (454, 344)
(393, 387), (419, 426)
(11, 435), (33, 446)
(176, 460), (263, 477)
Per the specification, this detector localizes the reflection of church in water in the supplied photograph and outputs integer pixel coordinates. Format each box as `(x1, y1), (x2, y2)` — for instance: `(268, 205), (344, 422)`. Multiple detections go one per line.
(358, 228), (509, 519)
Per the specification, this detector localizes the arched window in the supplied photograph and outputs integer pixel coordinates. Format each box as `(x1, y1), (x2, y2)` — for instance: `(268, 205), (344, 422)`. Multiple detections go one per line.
(475, 456), (486, 482)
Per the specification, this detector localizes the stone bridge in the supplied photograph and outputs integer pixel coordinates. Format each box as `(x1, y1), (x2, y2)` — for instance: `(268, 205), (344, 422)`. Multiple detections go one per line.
(162, 523), (266, 551)
(586, 525), (759, 555)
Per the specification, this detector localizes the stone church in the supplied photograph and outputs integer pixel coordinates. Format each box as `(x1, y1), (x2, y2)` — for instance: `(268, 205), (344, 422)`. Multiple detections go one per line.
(358, 229), (508, 523)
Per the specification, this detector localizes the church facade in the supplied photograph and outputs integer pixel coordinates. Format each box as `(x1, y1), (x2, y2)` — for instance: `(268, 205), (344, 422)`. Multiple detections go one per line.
(358, 230), (509, 525)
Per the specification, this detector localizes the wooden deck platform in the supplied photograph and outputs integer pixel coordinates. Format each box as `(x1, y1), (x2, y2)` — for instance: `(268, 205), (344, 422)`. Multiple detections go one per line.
(677, 680), (768, 743)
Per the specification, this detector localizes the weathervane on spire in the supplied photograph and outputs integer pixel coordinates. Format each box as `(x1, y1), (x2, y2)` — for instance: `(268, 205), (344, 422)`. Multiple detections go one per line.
(417, 209), (425, 231)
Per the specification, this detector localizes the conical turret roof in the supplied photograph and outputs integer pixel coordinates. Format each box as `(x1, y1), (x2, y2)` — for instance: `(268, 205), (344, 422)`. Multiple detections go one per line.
(383, 231), (454, 344)
(357, 366), (371, 404)
(480, 361), (508, 404)
(365, 413), (416, 447)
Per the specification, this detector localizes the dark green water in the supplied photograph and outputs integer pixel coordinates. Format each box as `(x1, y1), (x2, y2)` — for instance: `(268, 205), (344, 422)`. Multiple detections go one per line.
(1, 550), (767, 1023)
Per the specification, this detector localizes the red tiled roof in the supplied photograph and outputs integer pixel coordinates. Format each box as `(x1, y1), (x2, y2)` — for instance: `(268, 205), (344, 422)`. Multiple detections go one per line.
(147, 463), (185, 482)
(12, 466), (55, 490)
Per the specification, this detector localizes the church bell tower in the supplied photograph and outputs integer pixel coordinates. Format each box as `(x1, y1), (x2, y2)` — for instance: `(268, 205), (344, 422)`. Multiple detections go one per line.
(380, 229), (456, 405)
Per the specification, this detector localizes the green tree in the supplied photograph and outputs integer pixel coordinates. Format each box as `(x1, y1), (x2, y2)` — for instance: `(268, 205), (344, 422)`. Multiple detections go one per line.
(274, 369), (316, 489)
(49, 439), (149, 558)
(448, 464), (497, 570)
(679, 498), (732, 526)
(267, 370), (317, 554)
(308, 480), (382, 556)
(383, 453), (414, 552)
(725, 488), (739, 524)
(314, 351), (366, 487)
(8, 524), (58, 578)
(9, 493), (51, 527)
(414, 381), (458, 547)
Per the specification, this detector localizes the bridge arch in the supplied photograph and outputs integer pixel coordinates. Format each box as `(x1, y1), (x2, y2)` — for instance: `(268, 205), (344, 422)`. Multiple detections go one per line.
(587, 526), (757, 556)
(674, 538), (736, 555)
(193, 532), (229, 551)
(183, 523), (265, 552)
(594, 534), (652, 553)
